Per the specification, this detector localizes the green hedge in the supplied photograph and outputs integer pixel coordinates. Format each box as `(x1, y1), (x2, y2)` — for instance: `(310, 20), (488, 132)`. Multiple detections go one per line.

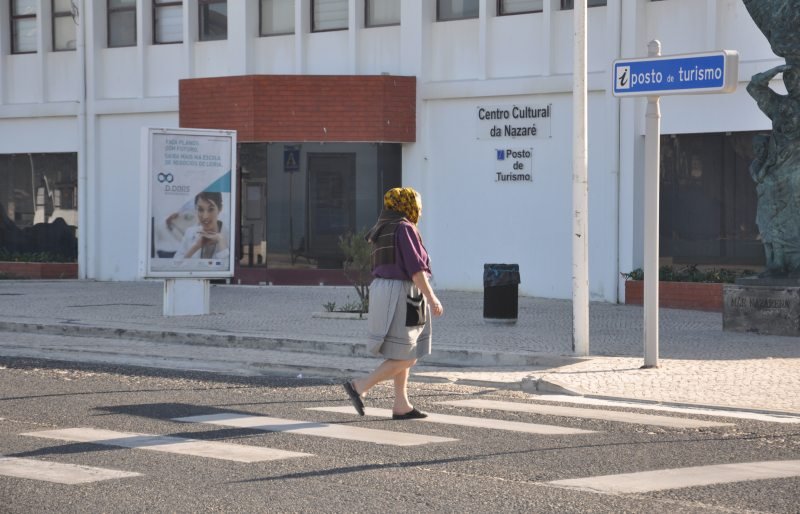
(622, 265), (755, 284)
(0, 250), (72, 263)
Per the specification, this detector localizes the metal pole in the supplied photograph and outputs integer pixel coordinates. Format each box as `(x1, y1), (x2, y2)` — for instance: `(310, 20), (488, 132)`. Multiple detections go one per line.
(643, 40), (662, 368)
(572, 0), (589, 356)
(76, 0), (88, 278)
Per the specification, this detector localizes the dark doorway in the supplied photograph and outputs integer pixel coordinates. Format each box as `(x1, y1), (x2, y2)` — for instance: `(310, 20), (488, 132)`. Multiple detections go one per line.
(307, 153), (356, 268)
(660, 131), (766, 267)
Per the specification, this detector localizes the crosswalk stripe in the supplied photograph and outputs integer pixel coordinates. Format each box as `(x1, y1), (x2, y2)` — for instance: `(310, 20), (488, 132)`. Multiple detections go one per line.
(173, 413), (458, 446)
(546, 460), (800, 494)
(308, 407), (597, 435)
(529, 395), (800, 424)
(438, 399), (732, 428)
(23, 428), (313, 462)
(0, 456), (141, 484)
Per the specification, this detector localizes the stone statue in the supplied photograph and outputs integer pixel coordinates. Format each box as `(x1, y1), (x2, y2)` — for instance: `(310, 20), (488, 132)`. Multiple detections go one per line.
(743, 0), (800, 277)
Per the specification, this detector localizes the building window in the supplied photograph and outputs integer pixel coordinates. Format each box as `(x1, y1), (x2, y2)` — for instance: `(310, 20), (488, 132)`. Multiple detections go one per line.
(366, 0), (399, 27)
(437, 0), (479, 21)
(108, 0), (136, 48)
(499, 0), (543, 15)
(312, 0), (347, 32)
(561, 0), (607, 8)
(260, 0), (294, 36)
(52, 0), (77, 51)
(154, 0), (182, 44)
(0, 153), (79, 262)
(11, 0), (37, 54)
(199, 0), (227, 41)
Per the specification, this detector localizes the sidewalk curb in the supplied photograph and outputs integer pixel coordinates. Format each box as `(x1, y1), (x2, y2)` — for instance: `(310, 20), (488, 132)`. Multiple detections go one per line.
(0, 320), (584, 370)
(520, 373), (586, 396)
(521, 372), (800, 418)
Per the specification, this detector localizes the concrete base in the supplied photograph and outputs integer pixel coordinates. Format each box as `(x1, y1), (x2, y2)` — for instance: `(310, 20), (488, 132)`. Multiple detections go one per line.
(723, 278), (800, 336)
(163, 279), (210, 316)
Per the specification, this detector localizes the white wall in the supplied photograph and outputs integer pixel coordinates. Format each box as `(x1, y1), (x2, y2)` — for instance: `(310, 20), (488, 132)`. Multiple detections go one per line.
(93, 112), (177, 280)
(422, 90), (617, 300)
(358, 26), (402, 75)
(0, 117), (77, 153)
(5, 55), (41, 104)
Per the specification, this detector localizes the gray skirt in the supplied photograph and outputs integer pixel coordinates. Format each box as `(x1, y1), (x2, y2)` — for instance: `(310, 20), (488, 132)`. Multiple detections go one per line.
(367, 278), (432, 360)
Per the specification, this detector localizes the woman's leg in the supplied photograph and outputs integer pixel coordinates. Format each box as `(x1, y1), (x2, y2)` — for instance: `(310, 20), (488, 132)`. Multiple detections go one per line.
(392, 363), (416, 414)
(352, 358), (416, 398)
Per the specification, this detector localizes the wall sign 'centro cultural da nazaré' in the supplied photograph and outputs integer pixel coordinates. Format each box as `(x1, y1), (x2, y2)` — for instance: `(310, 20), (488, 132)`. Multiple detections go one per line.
(476, 104), (552, 139)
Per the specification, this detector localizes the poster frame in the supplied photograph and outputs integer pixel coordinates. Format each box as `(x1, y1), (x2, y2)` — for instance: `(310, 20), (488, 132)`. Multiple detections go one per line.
(139, 127), (238, 279)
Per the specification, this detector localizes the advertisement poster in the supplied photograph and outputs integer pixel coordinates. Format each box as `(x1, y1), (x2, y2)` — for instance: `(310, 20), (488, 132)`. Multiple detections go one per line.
(143, 128), (237, 278)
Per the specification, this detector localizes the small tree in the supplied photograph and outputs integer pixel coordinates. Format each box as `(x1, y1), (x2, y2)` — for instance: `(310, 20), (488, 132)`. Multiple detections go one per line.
(339, 228), (372, 313)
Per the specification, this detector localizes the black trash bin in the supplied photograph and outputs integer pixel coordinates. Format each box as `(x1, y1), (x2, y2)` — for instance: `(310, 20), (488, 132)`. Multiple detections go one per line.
(483, 263), (520, 322)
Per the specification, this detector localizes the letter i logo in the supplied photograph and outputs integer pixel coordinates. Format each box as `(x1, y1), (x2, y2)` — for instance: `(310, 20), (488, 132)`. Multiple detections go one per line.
(616, 65), (631, 90)
(496, 149), (505, 161)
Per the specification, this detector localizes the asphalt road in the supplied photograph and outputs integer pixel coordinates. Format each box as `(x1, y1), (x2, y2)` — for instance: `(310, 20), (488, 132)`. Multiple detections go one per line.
(0, 357), (798, 513)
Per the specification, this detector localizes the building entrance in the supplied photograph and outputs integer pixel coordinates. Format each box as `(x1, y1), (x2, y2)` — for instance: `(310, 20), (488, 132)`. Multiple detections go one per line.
(235, 142), (401, 285)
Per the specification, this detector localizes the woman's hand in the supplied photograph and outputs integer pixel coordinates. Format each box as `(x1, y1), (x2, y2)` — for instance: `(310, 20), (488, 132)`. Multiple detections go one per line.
(411, 271), (444, 317)
(198, 231), (226, 249)
(430, 296), (444, 317)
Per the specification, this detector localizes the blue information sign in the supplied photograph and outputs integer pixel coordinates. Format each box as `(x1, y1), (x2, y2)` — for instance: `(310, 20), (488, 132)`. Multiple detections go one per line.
(613, 50), (738, 97)
(284, 145), (300, 173)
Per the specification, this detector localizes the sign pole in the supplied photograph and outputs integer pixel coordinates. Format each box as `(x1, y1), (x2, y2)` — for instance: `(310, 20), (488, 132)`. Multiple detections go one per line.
(643, 40), (662, 368)
(572, 0), (589, 356)
(611, 43), (737, 368)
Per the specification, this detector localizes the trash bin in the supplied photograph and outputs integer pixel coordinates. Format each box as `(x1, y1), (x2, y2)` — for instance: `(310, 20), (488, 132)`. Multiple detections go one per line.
(483, 263), (520, 323)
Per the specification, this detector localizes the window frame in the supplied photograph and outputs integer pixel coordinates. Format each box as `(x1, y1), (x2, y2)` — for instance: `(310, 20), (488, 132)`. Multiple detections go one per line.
(198, 0), (228, 42)
(436, 0), (479, 22)
(497, 0), (543, 16)
(11, 0), (37, 55)
(259, 0), (295, 37)
(52, 0), (77, 51)
(365, 0), (400, 28)
(153, 0), (183, 45)
(107, 0), (137, 48)
(560, 0), (607, 9)
(311, 0), (348, 33)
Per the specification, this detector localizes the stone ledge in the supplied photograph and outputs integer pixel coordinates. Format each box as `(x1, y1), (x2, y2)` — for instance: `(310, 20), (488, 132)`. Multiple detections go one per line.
(0, 262), (77, 279)
(723, 283), (800, 336)
(311, 312), (367, 320)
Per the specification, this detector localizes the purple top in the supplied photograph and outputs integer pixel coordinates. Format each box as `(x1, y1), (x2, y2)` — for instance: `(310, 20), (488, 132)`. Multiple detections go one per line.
(373, 222), (431, 281)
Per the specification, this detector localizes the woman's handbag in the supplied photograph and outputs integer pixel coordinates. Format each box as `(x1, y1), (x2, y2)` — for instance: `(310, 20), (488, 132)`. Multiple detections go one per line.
(406, 293), (427, 327)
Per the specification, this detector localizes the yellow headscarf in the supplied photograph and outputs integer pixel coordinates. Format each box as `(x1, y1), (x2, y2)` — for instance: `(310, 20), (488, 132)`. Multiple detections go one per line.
(383, 187), (421, 224)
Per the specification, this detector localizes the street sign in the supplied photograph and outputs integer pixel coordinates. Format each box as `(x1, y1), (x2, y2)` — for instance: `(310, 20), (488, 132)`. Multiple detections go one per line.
(284, 145), (300, 172)
(612, 50), (738, 97)
(614, 42), (740, 368)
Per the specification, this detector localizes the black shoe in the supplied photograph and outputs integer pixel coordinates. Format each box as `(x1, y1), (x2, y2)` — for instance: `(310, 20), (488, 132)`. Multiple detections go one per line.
(343, 380), (365, 416)
(392, 407), (428, 420)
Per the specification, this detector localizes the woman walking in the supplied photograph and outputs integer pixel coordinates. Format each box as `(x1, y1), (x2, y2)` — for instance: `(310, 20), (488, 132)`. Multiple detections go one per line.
(343, 187), (444, 420)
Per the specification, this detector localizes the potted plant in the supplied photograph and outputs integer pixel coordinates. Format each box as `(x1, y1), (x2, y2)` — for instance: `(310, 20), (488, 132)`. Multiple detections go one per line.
(0, 250), (78, 279)
(315, 228), (372, 319)
(622, 265), (755, 312)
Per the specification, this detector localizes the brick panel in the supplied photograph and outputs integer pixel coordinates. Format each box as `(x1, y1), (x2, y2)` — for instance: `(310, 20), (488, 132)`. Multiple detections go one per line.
(180, 75), (416, 143)
(624, 281), (723, 312)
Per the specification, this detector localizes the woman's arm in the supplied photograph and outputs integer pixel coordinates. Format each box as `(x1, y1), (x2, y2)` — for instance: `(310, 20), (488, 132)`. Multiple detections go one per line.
(412, 271), (444, 317)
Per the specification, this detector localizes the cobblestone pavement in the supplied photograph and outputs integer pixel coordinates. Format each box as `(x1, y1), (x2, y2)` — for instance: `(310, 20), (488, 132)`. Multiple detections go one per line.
(1, 280), (799, 414)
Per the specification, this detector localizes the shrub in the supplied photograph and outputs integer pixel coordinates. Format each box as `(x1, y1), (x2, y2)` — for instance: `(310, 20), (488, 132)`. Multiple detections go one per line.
(621, 265), (755, 283)
(0, 250), (65, 262)
(338, 228), (372, 313)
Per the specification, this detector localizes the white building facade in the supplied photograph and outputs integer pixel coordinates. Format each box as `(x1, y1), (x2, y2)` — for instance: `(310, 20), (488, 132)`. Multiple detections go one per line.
(0, 0), (785, 301)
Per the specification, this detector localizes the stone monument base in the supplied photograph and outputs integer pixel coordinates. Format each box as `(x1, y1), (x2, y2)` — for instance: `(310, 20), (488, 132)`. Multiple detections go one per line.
(723, 277), (800, 336)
